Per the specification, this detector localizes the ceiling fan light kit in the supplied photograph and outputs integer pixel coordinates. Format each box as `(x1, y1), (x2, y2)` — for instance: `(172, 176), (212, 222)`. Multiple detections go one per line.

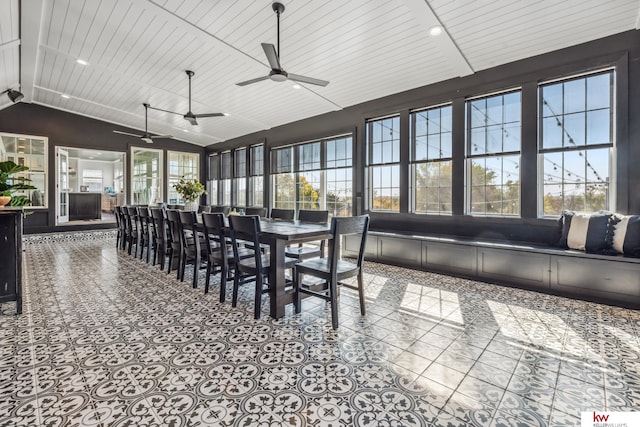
(236, 2), (329, 87)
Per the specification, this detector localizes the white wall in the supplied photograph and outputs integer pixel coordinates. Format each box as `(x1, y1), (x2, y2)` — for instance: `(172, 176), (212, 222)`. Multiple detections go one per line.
(75, 158), (115, 192)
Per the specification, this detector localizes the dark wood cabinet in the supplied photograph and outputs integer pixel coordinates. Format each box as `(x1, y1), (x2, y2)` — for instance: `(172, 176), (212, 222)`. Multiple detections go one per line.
(69, 192), (101, 220)
(0, 208), (23, 314)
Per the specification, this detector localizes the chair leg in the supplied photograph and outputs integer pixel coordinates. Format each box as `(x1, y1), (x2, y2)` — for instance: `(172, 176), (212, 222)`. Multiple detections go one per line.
(179, 253), (186, 281)
(205, 260), (212, 294)
(146, 238), (152, 263)
(232, 268), (240, 308)
(159, 245), (166, 271)
(357, 270), (366, 316)
(329, 278), (339, 330)
(220, 264), (228, 303)
(192, 254), (200, 289)
(294, 270), (302, 314)
(167, 248), (173, 274)
(254, 274), (263, 320)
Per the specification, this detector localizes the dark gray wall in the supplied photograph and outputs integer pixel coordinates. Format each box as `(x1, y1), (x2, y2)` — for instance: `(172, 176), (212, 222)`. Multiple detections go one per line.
(0, 103), (206, 233)
(209, 29), (640, 246)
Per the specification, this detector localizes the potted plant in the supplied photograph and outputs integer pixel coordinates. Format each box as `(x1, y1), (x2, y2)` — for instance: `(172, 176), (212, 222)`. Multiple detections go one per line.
(173, 176), (206, 211)
(0, 160), (37, 207)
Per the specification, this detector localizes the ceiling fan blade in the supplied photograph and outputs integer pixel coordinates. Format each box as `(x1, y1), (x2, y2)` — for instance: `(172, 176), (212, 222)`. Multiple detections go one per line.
(261, 43), (282, 71)
(113, 130), (143, 138)
(184, 115), (198, 126)
(141, 138), (154, 144)
(195, 113), (225, 118)
(236, 75), (270, 86)
(147, 105), (183, 116)
(149, 134), (173, 139)
(287, 73), (330, 87)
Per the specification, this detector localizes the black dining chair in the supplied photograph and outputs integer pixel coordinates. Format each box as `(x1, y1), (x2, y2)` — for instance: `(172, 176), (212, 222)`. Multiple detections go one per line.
(270, 208), (295, 221)
(138, 207), (154, 263)
(165, 209), (183, 278)
(210, 206), (231, 215)
(294, 214), (370, 329)
(201, 212), (253, 301)
(228, 215), (298, 319)
(285, 209), (329, 261)
(245, 207), (268, 218)
(178, 210), (209, 289)
(150, 207), (169, 270)
(198, 205), (211, 213)
(125, 206), (141, 256)
(114, 206), (125, 250)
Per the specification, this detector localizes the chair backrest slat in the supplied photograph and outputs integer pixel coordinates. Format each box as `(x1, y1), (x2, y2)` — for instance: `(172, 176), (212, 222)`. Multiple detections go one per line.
(210, 206), (230, 215)
(298, 209), (329, 223)
(329, 215), (370, 269)
(165, 209), (182, 246)
(228, 215), (263, 269)
(201, 212), (226, 256)
(245, 207), (268, 218)
(270, 208), (294, 221)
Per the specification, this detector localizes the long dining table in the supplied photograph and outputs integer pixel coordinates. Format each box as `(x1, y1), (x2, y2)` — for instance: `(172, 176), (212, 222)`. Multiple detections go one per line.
(254, 219), (331, 318)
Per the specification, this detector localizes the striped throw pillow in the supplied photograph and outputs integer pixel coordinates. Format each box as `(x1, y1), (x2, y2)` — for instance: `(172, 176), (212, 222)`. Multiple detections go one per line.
(562, 211), (612, 253)
(612, 215), (640, 257)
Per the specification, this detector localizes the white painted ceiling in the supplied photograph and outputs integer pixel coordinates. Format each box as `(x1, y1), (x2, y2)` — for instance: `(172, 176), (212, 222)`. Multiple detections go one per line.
(1, 0), (638, 147)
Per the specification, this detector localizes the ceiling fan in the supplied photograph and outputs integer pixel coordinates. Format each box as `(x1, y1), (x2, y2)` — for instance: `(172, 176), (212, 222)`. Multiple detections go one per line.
(236, 2), (329, 87)
(149, 70), (226, 126)
(112, 103), (172, 143)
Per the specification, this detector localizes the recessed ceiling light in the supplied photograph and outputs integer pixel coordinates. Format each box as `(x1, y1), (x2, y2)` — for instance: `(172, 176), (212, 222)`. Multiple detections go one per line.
(61, 94), (70, 99)
(223, 113), (230, 116)
(89, 156), (94, 159)
(429, 26), (443, 36)
(182, 129), (189, 133)
(292, 84), (301, 89)
(96, 152), (102, 155)
(76, 58), (89, 66)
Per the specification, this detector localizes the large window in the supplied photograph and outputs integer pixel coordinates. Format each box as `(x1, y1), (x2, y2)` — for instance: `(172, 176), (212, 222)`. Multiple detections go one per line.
(467, 91), (521, 215)
(271, 135), (353, 216)
(296, 142), (322, 211)
(539, 70), (614, 216)
(367, 115), (400, 211)
(168, 151), (199, 204)
(220, 151), (232, 206)
(272, 146), (295, 210)
(132, 147), (163, 205)
(0, 133), (47, 207)
(234, 148), (247, 207)
(326, 136), (353, 216)
(207, 154), (219, 205)
(250, 144), (264, 207)
(411, 105), (452, 214)
(82, 169), (103, 192)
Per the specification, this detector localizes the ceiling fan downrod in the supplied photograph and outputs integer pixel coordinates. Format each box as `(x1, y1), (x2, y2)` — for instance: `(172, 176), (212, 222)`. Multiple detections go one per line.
(272, 2), (285, 58)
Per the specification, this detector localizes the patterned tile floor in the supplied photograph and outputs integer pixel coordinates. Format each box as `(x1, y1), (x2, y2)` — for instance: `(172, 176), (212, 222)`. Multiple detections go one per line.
(1, 231), (640, 426)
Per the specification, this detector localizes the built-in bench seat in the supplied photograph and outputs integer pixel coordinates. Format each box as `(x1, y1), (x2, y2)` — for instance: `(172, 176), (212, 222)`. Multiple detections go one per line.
(344, 230), (640, 308)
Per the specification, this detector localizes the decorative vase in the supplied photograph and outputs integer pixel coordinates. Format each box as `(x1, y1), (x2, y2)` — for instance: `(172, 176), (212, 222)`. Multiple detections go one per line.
(183, 201), (198, 212)
(0, 196), (11, 207)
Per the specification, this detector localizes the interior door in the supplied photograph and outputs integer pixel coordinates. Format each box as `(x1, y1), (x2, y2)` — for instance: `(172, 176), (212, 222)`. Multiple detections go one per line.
(57, 148), (69, 223)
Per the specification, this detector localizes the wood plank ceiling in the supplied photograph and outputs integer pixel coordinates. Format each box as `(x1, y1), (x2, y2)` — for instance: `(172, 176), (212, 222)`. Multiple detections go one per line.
(1, 0), (639, 147)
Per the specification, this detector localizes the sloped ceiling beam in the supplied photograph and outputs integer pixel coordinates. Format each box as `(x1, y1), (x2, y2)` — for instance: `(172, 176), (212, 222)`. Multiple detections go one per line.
(403, 0), (474, 77)
(20, 0), (43, 103)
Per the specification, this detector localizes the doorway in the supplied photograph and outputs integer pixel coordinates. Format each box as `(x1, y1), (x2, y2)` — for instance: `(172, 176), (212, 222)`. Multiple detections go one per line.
(55, 147), (126, 226)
